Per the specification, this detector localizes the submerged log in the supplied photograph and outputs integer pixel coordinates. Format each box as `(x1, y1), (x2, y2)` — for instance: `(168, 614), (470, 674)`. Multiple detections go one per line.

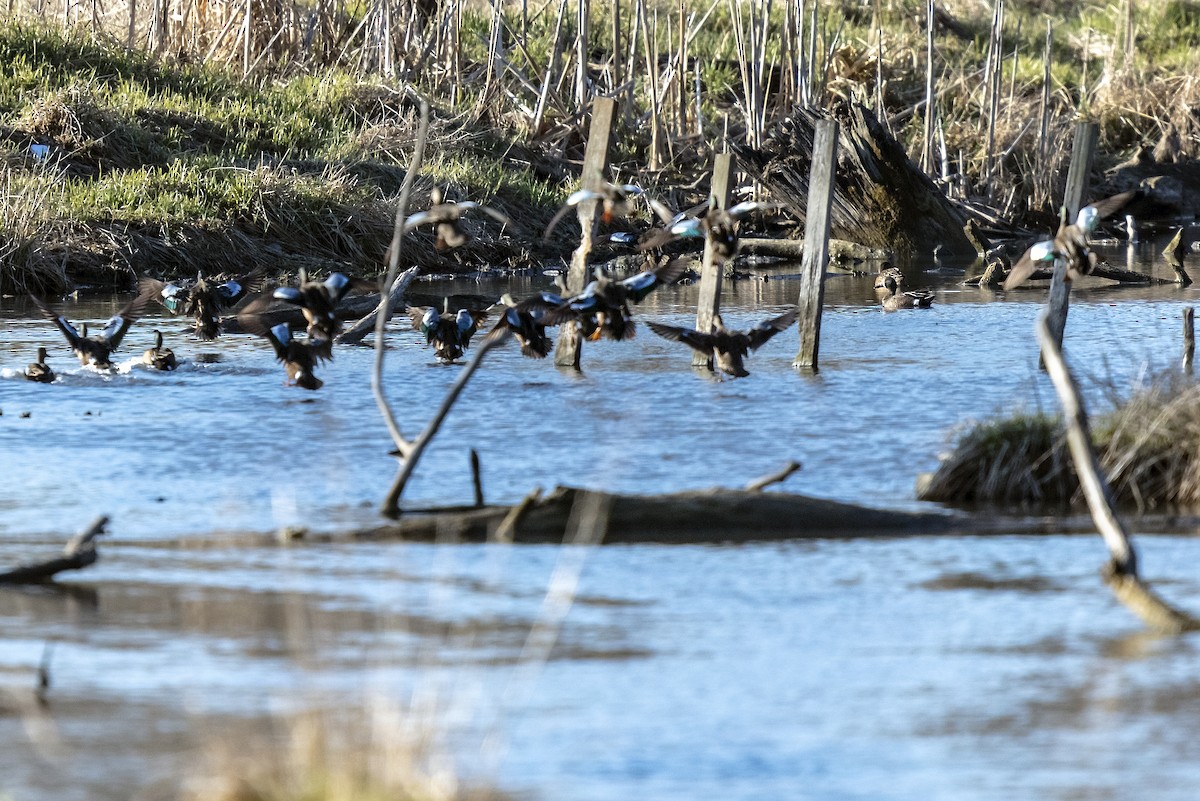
(734, 103), (974, 257)
(357, 486), (960, 543)
(0, 516), (108, 584)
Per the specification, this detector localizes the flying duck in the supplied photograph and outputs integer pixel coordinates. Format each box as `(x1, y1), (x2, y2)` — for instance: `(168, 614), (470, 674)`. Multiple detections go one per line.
(486, 291), (564, 358)
(638, 198), (781, 261)
(540, 258), (687, 342)
(403, 186), (514, 250)
(543, 180), (645, 239)
(32, 290), (152, 368)
(646, 308), (800, 377)
(272, 271), (374, 343)
(1002, 190), (1139, 290)
(409, 299), (490, 362)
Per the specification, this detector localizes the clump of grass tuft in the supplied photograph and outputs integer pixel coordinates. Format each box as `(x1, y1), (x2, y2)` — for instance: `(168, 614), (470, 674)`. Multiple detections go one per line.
(922, 374), (1200, 511)
(919, 413), (1076, 505)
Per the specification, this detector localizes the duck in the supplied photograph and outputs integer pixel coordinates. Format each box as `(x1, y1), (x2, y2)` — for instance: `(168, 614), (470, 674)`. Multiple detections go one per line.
(272, 271), (374, 343)
(141, 329), (177, 371)
(409, 299), (490, 362)
(24, 347), (55, 383)
(31, 290), (152, 368)
(541, 258), (687, 342)
(242, 319), (323, 390)
(140, 268), (265, 340)
(403, 186), (514, 251)
(880, 276), (935, 310)
(646, 308), (800, 377)
(543, 179), (644, 239)
(486, 291), (563, 358)
(872, 262), (905, 292)
(1002, 190), (1139, 290)
(638, 198), (781, 261)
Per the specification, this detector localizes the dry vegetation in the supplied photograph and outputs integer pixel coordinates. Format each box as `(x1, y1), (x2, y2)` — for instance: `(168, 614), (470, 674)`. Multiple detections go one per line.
(0, 0), (1196, 291)
(920, 372), (1200, 510)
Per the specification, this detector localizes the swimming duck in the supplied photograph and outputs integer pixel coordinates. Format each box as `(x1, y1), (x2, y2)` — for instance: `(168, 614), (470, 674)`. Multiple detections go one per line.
(541, 258), (687, 342)
(646, 308), (800, 377)
(409, 299), (490, 362)
(272, 271), (374, 343)
(403, 186), (514, 251)
(638, 198), (780, 261)
(486, 291), (563, 358)
(31, 290), (152, 368)
(24, 347), (55, 383)
(880, 276), (935, 310)
(141, 329), (178, 371)
(872, 262), (905, 292)
(1002, 190), (1139, 290)
(243, 319), (324, 390)
(543, 180), (644, 239)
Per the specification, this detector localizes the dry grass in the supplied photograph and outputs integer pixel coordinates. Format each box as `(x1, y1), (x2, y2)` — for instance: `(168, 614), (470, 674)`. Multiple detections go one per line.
(921, 373), (1200, 511)
(182, 703), (506, 801)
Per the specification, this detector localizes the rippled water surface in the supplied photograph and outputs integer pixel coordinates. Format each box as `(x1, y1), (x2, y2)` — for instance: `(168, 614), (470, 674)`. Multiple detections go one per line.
(3, 240), (1200, 800)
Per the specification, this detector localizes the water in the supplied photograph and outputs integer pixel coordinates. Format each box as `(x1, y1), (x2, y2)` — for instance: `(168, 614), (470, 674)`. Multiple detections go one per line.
(3, 239), (1200, 800)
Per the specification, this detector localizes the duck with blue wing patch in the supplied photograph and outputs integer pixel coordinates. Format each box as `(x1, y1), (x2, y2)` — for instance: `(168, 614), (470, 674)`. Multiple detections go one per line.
(539, 258), (687, 342)
(32, 289), (152, 369)
(409, 298), (489, 363)
(239, 315), (324, 390)
(1003, 190), (1140, 291)
(543, 180), (645, 239)
(272, 271), (375, 342)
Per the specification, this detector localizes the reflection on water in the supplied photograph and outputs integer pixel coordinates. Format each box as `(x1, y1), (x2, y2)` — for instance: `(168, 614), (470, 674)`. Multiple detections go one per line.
(4, 238), (1200, 800)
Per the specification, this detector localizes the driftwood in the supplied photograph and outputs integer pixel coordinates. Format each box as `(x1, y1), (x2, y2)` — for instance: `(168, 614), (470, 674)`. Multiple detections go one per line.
(0, 516), (108, 584)
(734, 103), (974, 257)
(336, 266), (420, 345)
(359, 486), (960, 544)
(738, 237), (893, 263)
(1037, 314), (1200, 634)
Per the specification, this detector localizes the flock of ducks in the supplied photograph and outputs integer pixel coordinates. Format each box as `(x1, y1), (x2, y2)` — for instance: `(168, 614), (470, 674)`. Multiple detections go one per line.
(17, 181), (1138, 388)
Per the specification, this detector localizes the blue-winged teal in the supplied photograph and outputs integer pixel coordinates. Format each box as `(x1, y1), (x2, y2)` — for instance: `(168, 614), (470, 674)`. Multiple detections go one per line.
(32, 290), (152, 368)
(1003, 190), (1139, 290)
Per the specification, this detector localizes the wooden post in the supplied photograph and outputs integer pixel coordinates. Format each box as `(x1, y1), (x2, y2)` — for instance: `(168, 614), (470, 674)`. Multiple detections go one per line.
(554, 96), (618, 368)
(470, 448), (484, 507)
(1185, 307), (1195, 373)
(1063, 120), (1099, 221)
(693, 152), (734, 369)
(1039, 122), (1097, 369)
(1040, 256), (1070, 368)
(794, 119), (839, 371)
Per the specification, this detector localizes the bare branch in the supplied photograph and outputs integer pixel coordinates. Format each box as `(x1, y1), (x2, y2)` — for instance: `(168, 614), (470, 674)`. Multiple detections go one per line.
(745, 461), (802, 492)
(1, 516), (109, 584)
(1037, 313), (1200, 633)
(337, 266), (420, 345)
(373, 99), (431, 459)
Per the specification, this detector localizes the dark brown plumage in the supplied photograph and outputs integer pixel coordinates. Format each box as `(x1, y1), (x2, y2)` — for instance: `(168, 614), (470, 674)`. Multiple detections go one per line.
(32, 290), (152, 368)
(647, 308), (799, 377)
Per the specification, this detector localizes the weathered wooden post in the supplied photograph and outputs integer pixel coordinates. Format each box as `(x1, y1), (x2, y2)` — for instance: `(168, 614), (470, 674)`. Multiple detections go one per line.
(793, 119), (839, 371)
(1063, 120), (1100, 222)
(692, 152), (734, 369)
(554, 96), (618, 369)
(1041, 119), (1098, 367)
(1184, 307), (1195, 373)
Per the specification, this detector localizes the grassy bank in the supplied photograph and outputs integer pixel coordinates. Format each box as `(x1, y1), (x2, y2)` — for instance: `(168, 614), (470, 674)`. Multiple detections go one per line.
(1, 0), (1197, 291)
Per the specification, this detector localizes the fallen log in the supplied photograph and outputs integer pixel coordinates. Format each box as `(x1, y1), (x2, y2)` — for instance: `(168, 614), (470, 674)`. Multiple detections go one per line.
(356, 486), (960, 544)
(0, 516), (108, 584)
